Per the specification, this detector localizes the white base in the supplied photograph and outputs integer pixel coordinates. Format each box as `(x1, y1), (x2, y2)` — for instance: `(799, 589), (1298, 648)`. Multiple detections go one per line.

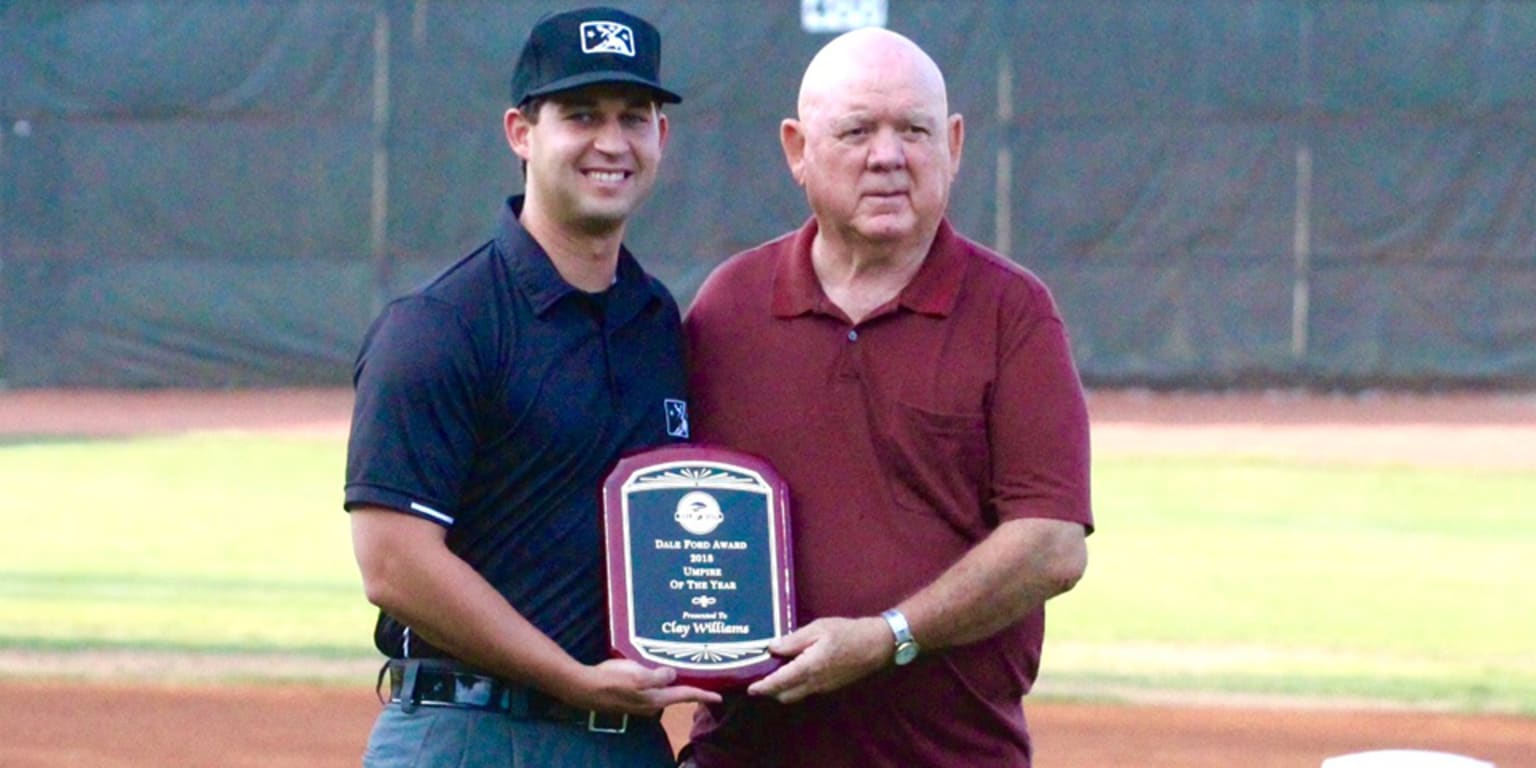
(1321, 750), (1494, 768)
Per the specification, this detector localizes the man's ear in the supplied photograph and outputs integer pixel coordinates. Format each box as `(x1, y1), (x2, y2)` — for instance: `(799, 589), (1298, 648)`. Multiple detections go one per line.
(504, 107), (533, 161)
(947, 113), (965, 175)
(780, 118), (807, 186)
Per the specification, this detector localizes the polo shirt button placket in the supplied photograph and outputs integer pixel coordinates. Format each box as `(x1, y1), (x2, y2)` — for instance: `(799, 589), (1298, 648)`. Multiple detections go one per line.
(835, 326), (861, 381)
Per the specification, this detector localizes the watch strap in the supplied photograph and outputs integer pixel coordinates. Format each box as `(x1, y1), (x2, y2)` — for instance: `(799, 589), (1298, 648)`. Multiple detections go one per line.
(881, 608), (919, 664)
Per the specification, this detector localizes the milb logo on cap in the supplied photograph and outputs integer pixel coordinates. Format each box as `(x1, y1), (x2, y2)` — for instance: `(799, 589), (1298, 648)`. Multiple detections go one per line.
(580, 21), (635, 57)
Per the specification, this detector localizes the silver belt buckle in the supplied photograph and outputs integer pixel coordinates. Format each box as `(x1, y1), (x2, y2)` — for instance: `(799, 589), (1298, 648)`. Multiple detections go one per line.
(587, 710), (629, 734)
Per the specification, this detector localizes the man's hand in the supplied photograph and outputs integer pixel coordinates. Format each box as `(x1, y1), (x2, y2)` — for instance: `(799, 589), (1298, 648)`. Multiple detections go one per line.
(562, 659), (722, 716)
(745, 616), (891, 703)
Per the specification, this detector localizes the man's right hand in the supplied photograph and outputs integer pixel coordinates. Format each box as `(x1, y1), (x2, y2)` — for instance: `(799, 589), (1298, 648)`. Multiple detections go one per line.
(563, 658), (722, 716)
(744, 615), (892, 703)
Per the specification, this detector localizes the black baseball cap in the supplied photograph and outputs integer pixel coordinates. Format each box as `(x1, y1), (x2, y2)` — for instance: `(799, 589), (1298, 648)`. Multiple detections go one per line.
(510, 6), (682, 106)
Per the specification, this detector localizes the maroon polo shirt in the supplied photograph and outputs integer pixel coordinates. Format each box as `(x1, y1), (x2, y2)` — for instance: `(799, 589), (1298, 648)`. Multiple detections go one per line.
(683, 218), (1092, 767)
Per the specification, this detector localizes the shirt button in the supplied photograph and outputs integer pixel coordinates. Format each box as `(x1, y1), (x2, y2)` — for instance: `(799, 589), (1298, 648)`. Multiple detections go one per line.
(847, 329), (858, 342)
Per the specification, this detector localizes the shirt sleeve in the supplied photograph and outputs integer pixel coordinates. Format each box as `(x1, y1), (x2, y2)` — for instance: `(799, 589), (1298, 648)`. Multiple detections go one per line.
(987, 284), (1094, 533)
(343, 296), (483, 527)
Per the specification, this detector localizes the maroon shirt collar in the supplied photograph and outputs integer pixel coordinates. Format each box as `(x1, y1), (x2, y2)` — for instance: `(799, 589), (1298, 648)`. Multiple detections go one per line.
(771, 218), (966, 320)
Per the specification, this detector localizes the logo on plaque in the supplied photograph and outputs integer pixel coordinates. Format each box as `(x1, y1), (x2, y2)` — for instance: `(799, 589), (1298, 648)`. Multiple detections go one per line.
(675, 491), (724, 535)
(602, 445), (795, 690)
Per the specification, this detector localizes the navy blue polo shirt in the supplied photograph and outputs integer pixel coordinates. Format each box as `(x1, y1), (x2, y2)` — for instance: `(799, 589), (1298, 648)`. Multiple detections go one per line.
(344, 195), (690, 665)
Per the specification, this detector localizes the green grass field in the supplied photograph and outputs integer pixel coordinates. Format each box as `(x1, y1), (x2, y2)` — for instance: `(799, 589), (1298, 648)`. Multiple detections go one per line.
(0, 435), (372, 656)
(1, 434), (1532, 714)
(1046, 456), (1536, 714)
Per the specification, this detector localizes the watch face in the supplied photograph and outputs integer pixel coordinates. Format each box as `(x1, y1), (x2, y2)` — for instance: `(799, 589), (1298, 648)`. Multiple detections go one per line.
(894, 641), (919, 665)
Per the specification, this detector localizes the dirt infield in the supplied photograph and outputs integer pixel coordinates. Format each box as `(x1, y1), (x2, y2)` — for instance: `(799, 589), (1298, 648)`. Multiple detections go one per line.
(2, 387), (1533, 766)
(3, 386), (1534, 467)
(2, 679), (1533, 768)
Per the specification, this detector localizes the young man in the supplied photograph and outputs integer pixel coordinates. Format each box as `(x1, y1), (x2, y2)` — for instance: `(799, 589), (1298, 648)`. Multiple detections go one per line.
(682, 28), (1093, 767)
(344, 8), (718, 766)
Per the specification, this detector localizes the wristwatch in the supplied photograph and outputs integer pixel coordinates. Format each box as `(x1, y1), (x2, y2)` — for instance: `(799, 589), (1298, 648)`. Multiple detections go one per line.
(881, 608), (920, 665)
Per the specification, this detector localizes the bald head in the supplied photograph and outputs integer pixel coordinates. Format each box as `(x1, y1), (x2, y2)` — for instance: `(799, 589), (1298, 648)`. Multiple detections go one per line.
(779, 27), (963, 257)
(797, 28), (949, 123)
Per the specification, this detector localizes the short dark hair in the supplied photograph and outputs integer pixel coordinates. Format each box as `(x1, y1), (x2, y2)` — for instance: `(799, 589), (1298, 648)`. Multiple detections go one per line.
(518, 96), (548, 125)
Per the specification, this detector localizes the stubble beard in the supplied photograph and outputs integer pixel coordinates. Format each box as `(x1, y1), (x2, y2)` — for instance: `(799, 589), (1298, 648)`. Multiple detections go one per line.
(567, 194), (639, 237)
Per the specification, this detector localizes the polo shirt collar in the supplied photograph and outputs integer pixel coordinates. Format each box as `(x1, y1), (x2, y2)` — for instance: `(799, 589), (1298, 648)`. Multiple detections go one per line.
(771, 217), (966, 320)
(496, 195), (665, 322)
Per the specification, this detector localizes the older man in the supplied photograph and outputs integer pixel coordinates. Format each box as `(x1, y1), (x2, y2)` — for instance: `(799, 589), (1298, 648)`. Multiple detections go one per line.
(682, 28), (1093, 767)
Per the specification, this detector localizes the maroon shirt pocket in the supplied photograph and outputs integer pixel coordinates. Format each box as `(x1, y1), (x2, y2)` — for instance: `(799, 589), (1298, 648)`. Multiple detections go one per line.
(878, 399), (990, 539)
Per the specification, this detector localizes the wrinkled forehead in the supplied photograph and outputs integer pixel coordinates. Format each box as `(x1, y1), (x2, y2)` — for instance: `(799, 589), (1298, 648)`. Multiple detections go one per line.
(800, 70), (948, 130)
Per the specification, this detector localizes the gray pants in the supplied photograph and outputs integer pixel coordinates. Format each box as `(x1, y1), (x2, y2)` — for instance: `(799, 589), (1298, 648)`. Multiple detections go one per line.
(362, 703), (675, 768)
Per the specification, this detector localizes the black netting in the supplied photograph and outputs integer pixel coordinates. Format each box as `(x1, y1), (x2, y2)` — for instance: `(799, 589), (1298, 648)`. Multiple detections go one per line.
(2, 0), (1533, 388)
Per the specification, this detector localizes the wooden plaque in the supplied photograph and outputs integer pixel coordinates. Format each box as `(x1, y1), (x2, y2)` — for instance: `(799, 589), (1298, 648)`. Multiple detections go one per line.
(602, 444), (795, 690)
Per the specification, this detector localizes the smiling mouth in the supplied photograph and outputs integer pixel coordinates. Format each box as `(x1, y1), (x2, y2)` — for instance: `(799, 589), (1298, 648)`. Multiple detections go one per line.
(586, 170), (631, 183)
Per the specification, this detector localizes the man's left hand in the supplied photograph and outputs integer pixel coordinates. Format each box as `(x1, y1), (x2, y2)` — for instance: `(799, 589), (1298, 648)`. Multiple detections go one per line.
(745, 616), (891, 703)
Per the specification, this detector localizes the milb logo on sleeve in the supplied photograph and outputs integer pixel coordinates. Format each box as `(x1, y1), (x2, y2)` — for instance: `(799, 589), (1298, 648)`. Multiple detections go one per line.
(664, 398), (689, 439)
(580, 21), (635, 57)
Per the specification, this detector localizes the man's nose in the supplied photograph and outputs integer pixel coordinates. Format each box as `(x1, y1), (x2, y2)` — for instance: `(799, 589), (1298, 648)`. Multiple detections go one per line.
(594, 116), (627, 153)
(866, 128), (906, 170)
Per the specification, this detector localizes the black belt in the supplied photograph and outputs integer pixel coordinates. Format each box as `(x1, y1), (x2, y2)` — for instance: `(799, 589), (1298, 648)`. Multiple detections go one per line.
(379, 659), (633, 734)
